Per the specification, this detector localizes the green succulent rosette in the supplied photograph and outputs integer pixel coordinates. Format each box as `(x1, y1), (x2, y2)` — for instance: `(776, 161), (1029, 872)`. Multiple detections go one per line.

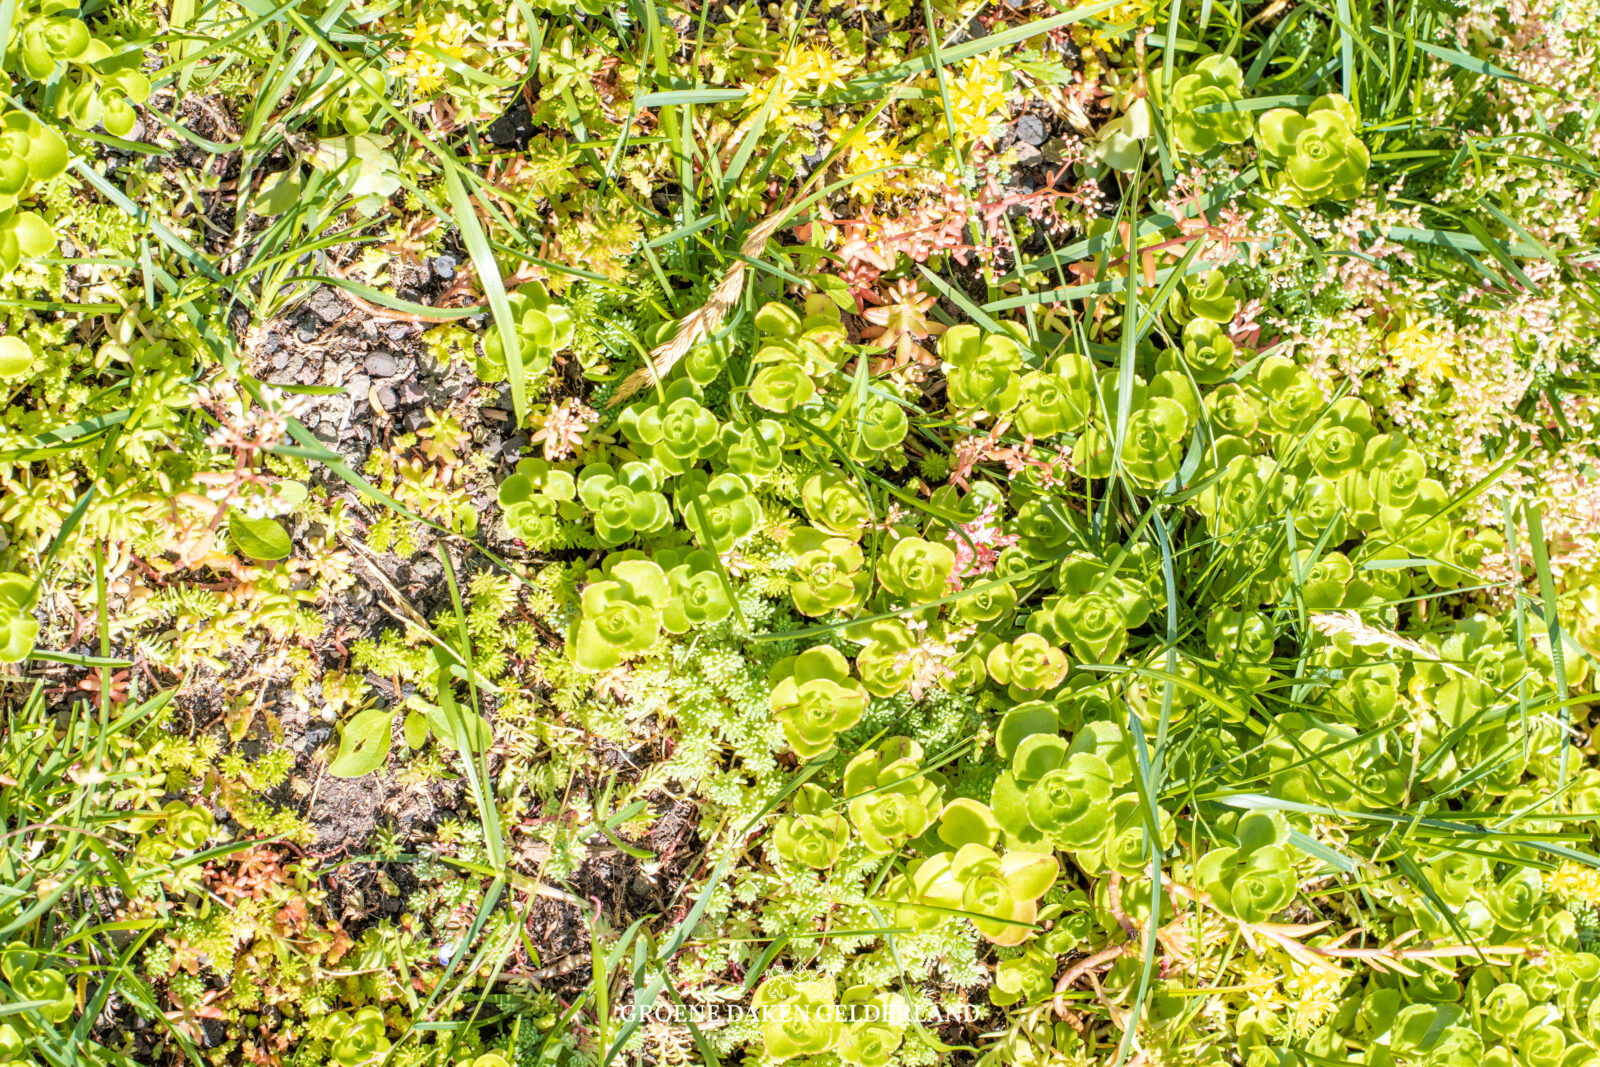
(844, 392), (910, 463)
(1175, 317), (1238, 384)
(1256, 94), (1370, 206)
(843, 738), (945, 854)
(852, 617), (917, 697)
(768, 645), (868, 757)
(477, 281), (573, 385)
(754, 973), (840, 1061)
(1015, 351), (1095, 438)
(1121, 396), (1191, 489)
(675, 470), (760, 551)
(1194, 811), (1298, 922)
(937, 844), (1059, 946)
(836, 987), (908, 1067)
(497, 458), (580, 542)
(994, 740), (1116, 852)
(0, 572), (40, 663)
(655, 547), (733, 632)
(985, 633), (1070, 693)
(773, 783), (850, 868)
(750, 358), (817, 413)
(0, 112), (67, 210)
(802, 468), (872, 539)
(877, 535), (956, 602)
(939, 324), (1027, 415)
(328, 1007), (391, 1067)
(787, 527), (870, 616)
(576, 461), (670, 545)
(727, 418), (787, 476)
(621, 387), (721, 475)
(1161, 55), (1253, 154)
(567, 558), (670, 672)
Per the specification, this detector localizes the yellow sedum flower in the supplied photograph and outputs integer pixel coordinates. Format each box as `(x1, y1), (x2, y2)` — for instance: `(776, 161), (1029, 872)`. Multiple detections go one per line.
(1282, 960), (1346, 1038)
(397, 14), (473, 100)
(1546, 860), (1600, 906)
(837, 125), (909, 202)
(947, 54), (1010, 144)
(1387, 323), (1455, 383)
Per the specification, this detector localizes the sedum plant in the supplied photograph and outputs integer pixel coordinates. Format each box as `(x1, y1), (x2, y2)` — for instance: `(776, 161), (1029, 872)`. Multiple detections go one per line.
(674, 470), (761, 550)
(768, 646), (867, 758)
(843, 737), (945, 854)
(772, 783), (849, 868)
(656, 547), (734, 632)
(877, 536), (956, 602)
(497, 458), (580, 542)
(754, 973), (840, 1061)
(1159, 54), (1253, 154)
(567, 557), (670, 671)
(1256, 93), (1371, 205)
(0, 573), (39, 662)
(576, 461), (670, 545)
(619, 382), (721, 474)
(890, 843), (1059, 946)
(786, 527), (870, 616)
(939, 324), (1027, 415)
(326, 1007), (391, 1066)
(477, 282), (574, 385)
(1193, 811), (1298, 922)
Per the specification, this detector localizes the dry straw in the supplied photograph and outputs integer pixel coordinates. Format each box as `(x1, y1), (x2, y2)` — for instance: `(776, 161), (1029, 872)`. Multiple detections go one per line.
(609, 209), (793, 405)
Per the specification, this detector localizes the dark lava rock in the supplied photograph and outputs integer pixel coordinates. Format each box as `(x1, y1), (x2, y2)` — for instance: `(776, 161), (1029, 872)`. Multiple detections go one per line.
(364, 350), (398, 378)
(308, 287), (344, 323)
(1014, 115), (1048, 146)
(485, 108), (532, 147)
(296, 724), (332, 753)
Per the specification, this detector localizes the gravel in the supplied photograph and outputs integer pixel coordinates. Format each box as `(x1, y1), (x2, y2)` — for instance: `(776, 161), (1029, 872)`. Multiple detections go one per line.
(364, 350), (398, 377)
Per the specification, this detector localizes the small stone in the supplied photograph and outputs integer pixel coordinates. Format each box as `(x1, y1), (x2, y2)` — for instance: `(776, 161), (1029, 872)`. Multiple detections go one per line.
(346, 373), (371, 400)
(262, 333), (282, 355)
(296, 320), (318, 343)
(1014, 115), (1047, 146)
(503, 434), (528, 460)
(400, 381), (427, 405)
(308, 287), (344, 323)
(386, 323), (410, 342)
(1014, 143), (1044, 166)
(430, 254), (456, 280)
(297, 725), (332, 753)
(376, 385), (398, 409)
(271, 348), (289, 371)
(403, 409), (427, 432)
(364, 351), (398, 377)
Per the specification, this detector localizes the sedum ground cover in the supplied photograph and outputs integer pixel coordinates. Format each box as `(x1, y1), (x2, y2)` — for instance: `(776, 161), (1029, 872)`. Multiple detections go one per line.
(2, 0), (1600, 1064)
